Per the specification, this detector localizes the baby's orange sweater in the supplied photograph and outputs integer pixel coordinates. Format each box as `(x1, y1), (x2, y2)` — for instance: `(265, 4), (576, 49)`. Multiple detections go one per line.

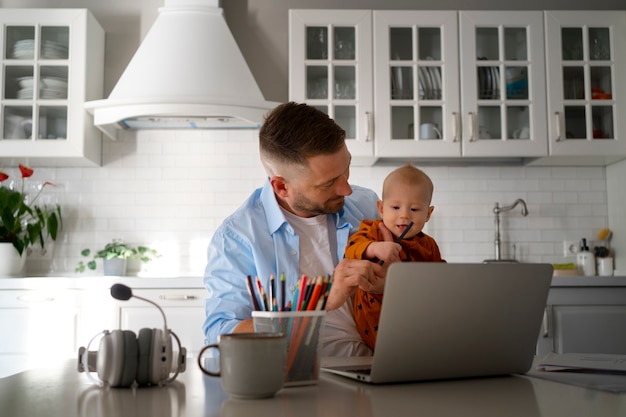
(345, 219), (444, 351)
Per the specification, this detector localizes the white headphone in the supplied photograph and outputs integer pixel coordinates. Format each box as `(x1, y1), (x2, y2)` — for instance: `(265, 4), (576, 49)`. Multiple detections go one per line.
(77, 284), (187, 388)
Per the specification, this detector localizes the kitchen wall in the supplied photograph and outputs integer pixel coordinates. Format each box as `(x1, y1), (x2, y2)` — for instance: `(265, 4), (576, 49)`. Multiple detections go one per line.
(3, 0), (620, 277)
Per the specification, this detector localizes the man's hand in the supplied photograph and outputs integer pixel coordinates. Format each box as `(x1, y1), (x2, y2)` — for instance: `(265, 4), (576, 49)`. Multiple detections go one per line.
(325, 258), (385, 311)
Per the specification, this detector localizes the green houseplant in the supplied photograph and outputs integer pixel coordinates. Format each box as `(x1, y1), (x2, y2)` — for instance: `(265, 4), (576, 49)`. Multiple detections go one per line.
(0, 164), (62, 274)
(75, 239), (160, 275)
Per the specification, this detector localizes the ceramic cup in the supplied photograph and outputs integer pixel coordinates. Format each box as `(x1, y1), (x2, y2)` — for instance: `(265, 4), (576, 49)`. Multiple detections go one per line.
(420, 123), (441, 139)
(513, 126), (530, 139)
(596, 257), (614, 276)
(198, 332), (287, 399)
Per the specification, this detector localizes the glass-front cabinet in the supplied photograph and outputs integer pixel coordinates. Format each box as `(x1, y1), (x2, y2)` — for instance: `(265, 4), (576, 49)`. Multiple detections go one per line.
(289, 10), (374, 165)
(289, 9), (626, 165)
(0, 9), (104, 166)
(458, 11), (548, 158)
(545, 11), (626, 158)
(373, 11), (461, 158)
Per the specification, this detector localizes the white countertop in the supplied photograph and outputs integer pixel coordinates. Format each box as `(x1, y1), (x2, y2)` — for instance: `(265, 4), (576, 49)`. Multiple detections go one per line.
(0, 276), (204, 290)
(0, 358), (623, 417)
(1, 275), (625, 290)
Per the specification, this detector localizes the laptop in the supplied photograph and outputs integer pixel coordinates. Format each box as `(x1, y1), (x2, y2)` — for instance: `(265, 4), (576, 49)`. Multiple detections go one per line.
(321, 262), (553, 383)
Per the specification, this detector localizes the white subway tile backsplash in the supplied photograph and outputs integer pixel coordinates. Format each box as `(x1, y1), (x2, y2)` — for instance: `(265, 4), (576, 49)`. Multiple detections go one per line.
(20, 130), (609, 276)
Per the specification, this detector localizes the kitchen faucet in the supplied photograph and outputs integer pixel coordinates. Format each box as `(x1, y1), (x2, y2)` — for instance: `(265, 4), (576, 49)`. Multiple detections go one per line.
(484, 199), (528, 263)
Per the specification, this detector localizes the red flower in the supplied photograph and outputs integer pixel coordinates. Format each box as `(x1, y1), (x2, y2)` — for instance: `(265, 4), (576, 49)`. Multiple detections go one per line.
(0, 171), (8, 182)
(19, 164), (34, 178)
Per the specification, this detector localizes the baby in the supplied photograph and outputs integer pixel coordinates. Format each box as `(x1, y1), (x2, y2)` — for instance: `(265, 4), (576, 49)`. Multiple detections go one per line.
(345, 164), (444, 350)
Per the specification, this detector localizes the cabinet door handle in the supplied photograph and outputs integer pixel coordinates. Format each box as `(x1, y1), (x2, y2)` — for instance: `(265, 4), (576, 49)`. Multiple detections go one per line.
(159, 295), (197, 301)
(554, 112), (564, 142)
(452, 112), (460, 142)
(365, 111), (374, 142)
(542, 307), (550, 337)
(468, 112), (476, 142)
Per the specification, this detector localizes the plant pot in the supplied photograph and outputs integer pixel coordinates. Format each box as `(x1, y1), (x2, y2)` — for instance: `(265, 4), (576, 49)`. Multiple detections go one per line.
(103, 258), (127, 276)
(0, 243), (27, 276)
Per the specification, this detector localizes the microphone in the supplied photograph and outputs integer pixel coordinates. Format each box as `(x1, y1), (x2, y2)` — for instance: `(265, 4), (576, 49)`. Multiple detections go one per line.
(110, 283), (169, 336)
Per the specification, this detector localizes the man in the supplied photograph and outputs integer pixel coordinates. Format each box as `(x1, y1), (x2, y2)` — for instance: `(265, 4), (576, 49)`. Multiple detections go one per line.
(203, 102), (387, 356)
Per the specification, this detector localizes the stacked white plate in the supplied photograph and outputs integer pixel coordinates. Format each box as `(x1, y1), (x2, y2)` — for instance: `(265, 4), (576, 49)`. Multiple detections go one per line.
(11, 39), (68, 59)
(15, 76), (68, 99)
(41, 40), (68, 59)
(12, 39), (34, 59)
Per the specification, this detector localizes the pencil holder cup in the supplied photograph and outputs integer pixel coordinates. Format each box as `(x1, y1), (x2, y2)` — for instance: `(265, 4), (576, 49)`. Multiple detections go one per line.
(252, 311), (326, 386)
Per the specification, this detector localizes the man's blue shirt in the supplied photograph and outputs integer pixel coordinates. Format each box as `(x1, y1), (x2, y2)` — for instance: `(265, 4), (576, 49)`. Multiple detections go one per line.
(202, 178), (379, 344)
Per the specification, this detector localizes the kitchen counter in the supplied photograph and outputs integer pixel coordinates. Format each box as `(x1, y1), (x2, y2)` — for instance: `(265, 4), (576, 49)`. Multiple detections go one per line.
(0, 276), (204, 290)
(0, 358), (624, 417)
(1, 275), (625, 290)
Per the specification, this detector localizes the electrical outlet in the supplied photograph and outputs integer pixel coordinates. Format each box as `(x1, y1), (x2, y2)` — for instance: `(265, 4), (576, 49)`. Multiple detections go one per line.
(26, 246), (52, 260)
(562, 240), (580, 257)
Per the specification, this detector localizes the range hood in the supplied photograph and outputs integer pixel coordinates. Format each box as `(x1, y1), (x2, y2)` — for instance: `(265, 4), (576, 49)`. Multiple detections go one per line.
(85, 0), (277, 140)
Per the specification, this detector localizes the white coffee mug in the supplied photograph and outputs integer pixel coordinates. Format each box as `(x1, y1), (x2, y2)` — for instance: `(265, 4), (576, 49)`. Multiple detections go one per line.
(198, 332), (287, 399)
(420, 123), (441, 139)
(596, 257), (613, 276)
(513, 126), (530, 139)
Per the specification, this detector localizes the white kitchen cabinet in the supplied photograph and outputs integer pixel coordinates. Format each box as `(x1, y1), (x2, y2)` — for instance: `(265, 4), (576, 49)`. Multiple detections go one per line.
(290, 10), (548, 163)
(542, 11), (626, 165)
(289, 10), (375, 165)
(0, 9), (104, 166)
(537, 284), (626, 355)
(0, 289), (83, 377)
(458, 11), (548, 158)
(290, 10), (626, 165)
(0, 284), (206, 378)
(117, 288), (207, 357)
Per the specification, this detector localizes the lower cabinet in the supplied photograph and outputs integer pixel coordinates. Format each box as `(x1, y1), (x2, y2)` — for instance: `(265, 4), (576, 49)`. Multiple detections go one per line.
(0, 286), (207, 378)
(537, 285), (626, 355)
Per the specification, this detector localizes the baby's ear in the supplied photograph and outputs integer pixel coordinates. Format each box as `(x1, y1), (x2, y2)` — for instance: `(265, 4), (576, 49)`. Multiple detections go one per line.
(376, 200), (384, 217)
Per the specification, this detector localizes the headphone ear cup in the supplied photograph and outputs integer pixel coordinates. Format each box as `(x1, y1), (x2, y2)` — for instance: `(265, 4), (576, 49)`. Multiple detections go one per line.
(97, 330), (138, 388)
(136, 328), (154, 386)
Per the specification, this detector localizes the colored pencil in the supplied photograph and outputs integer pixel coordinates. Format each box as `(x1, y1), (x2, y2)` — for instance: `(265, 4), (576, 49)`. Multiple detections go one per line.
(245, 275), (261, 311)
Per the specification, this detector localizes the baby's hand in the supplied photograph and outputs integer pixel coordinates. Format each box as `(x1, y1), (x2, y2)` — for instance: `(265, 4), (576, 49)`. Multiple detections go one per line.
(365, 241), (402, 264)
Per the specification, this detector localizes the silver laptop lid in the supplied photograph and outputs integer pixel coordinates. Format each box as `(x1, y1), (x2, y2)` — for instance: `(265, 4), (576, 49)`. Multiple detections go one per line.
(370, 262), (553, 383)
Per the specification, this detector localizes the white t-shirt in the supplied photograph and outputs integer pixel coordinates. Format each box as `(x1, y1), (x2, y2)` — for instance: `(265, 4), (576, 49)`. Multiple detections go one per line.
(281, 209), (373, 357)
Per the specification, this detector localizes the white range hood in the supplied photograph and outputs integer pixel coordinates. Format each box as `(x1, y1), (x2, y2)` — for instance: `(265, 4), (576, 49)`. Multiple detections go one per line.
(85, 0), (277, 140)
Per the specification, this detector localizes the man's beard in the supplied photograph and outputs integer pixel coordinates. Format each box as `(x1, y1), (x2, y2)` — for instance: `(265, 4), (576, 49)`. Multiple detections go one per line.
(291, 192), (345, 216)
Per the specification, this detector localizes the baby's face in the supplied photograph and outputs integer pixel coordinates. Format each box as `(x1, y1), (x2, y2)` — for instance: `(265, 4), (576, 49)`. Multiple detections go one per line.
(377, 182), (433, 239)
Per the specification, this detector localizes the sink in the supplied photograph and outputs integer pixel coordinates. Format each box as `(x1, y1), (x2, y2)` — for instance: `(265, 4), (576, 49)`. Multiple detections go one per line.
(483, 259), (520, 264)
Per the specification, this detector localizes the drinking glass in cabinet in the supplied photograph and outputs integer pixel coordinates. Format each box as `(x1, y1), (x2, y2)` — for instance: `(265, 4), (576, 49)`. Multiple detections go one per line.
(334, 27), (355, 60)
(306, 66), (328, 99)
(334, 66), (355, 99)
(306, 27), (328, 60)
(507, 106), (530, 139)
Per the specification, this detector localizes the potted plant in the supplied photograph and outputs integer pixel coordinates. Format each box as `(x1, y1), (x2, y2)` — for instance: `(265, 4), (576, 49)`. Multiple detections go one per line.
(0, 164), (62, 275)
(75, 239), (160, 276)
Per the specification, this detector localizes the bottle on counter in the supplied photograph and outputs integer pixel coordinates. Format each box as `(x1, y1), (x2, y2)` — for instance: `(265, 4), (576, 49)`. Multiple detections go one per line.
(576, 238), (596, 276)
